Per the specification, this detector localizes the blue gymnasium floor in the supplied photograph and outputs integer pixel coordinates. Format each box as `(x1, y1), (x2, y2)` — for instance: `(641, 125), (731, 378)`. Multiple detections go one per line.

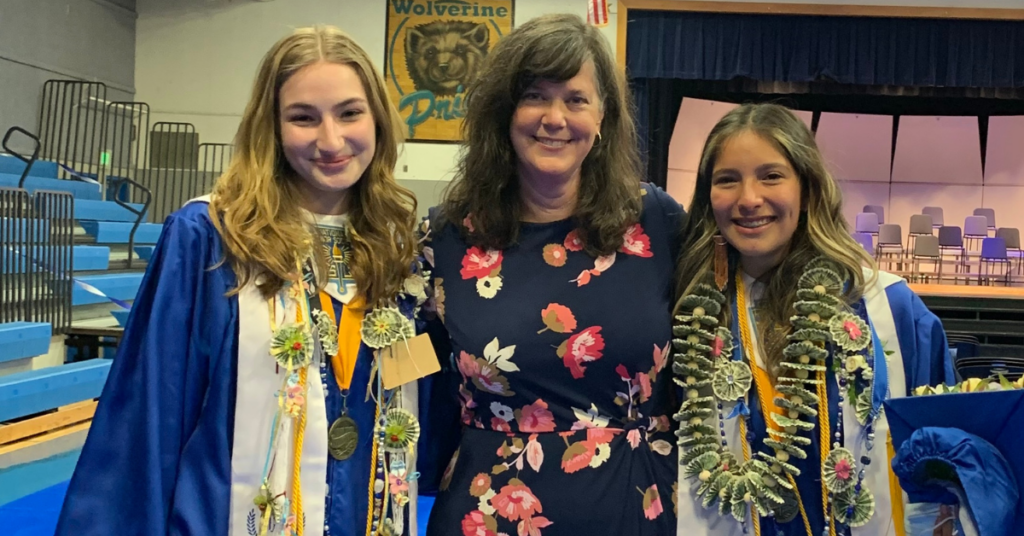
(0, 481), (68, 536)
(0, 480), (435, 535)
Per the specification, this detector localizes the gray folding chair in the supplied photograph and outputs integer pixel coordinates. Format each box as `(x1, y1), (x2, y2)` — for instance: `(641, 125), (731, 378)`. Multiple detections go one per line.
(938, 226), (966, 280)
(922, 206), (944, 229)
(973, 208), (996, 235)
(964, 216), (988, 254)
(911, 235), (941, 283)
(907, 214), (934, 254)
(995, 227), (1022, 276)
(877, 224), (904, 269)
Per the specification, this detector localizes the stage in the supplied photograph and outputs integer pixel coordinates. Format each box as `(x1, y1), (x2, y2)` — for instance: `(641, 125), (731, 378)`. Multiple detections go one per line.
(909, 283), (1024, 300)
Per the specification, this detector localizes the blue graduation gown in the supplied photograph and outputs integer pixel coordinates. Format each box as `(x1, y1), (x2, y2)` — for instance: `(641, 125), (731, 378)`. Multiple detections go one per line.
(883, 282), (955, 391)
(53, 201), (447, 535)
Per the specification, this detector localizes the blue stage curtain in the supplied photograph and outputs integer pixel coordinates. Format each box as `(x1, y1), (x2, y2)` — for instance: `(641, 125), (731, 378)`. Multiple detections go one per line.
(632, 78), (688, 189)
(626, 10), (1024, 89)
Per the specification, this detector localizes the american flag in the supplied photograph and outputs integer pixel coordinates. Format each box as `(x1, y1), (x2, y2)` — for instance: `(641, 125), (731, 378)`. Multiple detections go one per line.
(587, 0), (609, 27)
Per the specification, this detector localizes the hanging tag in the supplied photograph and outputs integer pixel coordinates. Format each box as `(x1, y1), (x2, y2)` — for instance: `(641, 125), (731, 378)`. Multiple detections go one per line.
(380, 333), (441, 390)
(713, 234), (729, 291)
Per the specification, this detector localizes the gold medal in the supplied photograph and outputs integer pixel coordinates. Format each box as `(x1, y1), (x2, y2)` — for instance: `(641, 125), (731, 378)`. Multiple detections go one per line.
(328, 415), (359, 461)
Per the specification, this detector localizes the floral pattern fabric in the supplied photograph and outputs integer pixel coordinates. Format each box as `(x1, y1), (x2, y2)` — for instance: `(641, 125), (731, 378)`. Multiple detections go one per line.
(424, 184), (685, 536)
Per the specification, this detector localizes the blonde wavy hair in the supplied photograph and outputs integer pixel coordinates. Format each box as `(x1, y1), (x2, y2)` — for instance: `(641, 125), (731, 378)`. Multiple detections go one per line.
(209, 26), (417, 308)
(675, 103), (877, 376)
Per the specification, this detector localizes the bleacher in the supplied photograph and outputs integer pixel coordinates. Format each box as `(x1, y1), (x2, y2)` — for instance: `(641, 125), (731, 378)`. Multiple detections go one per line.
(0, 147), (160, 502)
(0, 76), (229, 513)
(0, 74), (233, 510)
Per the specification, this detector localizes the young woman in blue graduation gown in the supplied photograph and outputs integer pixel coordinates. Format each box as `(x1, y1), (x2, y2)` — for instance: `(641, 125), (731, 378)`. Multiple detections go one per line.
(671, 104), (956, 536)
(54, 26), (445, 536)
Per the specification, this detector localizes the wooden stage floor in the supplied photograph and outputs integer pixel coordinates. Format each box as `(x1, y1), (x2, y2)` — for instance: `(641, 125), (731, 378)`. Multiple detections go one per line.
(909, 283), (1024, 300)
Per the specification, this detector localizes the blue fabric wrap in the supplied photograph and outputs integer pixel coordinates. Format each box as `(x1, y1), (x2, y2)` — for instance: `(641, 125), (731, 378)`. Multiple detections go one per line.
(893, 426), (1020, 536)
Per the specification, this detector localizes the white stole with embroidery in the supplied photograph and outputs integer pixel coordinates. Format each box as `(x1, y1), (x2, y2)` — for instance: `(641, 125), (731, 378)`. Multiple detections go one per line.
(227, 283), (329, 536)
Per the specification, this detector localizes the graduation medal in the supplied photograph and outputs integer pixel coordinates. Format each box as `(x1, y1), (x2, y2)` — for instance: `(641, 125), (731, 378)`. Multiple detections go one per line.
(309, 224), (366, 463)
(312, 305), (361, 462)
(328, 414), (359, 460)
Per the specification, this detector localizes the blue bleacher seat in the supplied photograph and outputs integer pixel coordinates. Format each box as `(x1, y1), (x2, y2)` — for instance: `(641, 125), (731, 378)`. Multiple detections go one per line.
(134, 245), (155, 261)
(0, 359), (112, 421)
(0, 322), (51, 364)
(0, 245), (103, 273)
(0, 217), (50, 241)
(0, 173), (102, 200)
(79, 221), (163, 244)
(71, 273), (144, 306)
(0, 245), (109, 273)
(0, 154), (59, 179)
(74, 245), (110, 271)
(73, 200), (147, 223)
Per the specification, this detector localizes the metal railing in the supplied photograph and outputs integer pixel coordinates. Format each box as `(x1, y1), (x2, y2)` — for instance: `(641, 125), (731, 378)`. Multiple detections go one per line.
(37, 81), (107, 177)
(3, 127), (41, 188)
(109, 174), (152, 269)
(198, 142), (233, 195)
(101, 101), (149, 202)
(96, 101), (154, 266)
(143, 121), (197, 222)
(0, 187), (73, 336)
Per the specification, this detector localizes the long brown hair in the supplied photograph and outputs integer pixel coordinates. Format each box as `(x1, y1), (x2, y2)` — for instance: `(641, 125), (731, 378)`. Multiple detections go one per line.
(209, 26), (417, 308)
(439, 13), (642, 256)
(675, 103), (877, 376)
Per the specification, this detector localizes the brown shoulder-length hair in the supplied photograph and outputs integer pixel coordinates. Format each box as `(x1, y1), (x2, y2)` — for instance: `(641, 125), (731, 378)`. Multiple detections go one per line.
(674, 103), (877, 377)
(209, 26), (417, 308)
(439, 13), (643, 256)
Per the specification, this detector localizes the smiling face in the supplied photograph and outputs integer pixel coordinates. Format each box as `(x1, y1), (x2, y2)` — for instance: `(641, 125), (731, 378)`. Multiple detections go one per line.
(509, 59), (604, 189)
(710, 130), (803, 278)
(278, 60), (376, 215)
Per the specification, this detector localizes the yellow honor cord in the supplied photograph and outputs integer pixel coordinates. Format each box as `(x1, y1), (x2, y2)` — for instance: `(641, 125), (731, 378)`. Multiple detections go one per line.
(888, 431), (907, 536)
(817, 372), (837, 536)
(736, 273), (819, 536)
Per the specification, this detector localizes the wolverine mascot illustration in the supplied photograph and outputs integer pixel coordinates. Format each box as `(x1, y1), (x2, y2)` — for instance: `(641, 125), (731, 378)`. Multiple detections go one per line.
(405, 20), (489, 96)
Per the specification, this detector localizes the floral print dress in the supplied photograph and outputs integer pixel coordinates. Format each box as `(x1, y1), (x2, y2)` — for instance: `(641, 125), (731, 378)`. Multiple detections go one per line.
(423, 184), (685, 536)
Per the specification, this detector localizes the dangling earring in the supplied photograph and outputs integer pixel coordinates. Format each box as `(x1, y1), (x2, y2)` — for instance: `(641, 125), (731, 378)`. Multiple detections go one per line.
(594, 132), (602, 146)
(713, 234), (728, 291)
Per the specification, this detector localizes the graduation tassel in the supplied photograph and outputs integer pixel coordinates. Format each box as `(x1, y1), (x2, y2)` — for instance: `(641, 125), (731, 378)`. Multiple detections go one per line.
(713, 234), (728, 290)
(289, 367), (308, 536)
(260, 505), (272, 536)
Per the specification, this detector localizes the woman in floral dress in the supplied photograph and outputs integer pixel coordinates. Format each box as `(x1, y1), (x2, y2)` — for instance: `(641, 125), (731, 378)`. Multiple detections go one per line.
(420, 14), (686, 536)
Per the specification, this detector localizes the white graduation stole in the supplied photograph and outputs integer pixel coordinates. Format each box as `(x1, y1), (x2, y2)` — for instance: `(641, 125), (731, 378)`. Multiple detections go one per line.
(227, 283), (329, 536)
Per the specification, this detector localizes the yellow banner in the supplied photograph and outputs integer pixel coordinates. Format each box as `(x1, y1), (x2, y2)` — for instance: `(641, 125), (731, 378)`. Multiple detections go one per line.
(385, 0), (514, 142)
